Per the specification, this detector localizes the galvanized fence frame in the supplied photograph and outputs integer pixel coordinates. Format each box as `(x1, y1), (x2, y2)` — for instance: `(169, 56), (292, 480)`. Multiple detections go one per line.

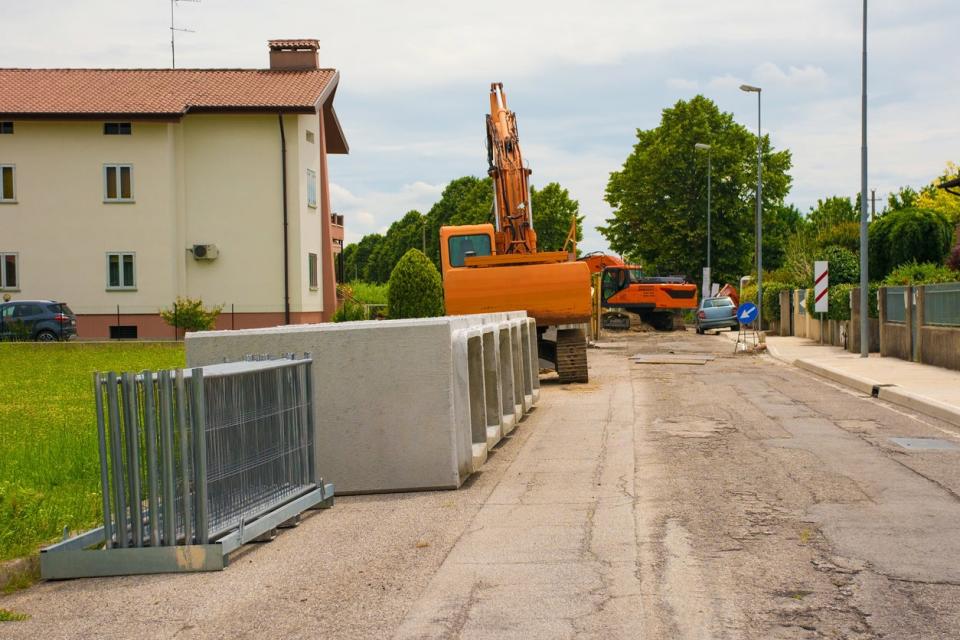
(41, 355), (334, 579)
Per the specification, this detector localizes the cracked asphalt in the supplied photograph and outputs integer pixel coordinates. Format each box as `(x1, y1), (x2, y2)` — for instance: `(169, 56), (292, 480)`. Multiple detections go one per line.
(4, 329), (960, 638)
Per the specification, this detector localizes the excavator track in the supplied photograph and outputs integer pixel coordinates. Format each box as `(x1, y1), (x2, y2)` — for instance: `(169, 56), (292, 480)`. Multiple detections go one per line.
(556, 328), (589, 383)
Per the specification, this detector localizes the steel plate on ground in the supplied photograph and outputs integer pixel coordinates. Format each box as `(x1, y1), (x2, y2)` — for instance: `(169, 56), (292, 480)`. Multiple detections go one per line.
(631, 353), (716, 365)
(889, 437), (959, 451)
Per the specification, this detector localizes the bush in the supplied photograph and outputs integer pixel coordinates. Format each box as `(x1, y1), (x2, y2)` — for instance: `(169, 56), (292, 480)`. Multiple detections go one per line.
(868, 208), (952, 280)
(761, 281), (794, 323)
(387, 249), (444, 319)
(805, 282), (879, 320)
(882, 260), (960, 286)
(816, 245), (859, 285)
(948, 224), (960, 272)
(160, 297), (222, 333)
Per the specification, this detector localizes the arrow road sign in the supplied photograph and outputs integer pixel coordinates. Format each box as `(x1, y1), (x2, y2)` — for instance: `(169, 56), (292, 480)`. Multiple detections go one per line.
(737, 301), (758, 325)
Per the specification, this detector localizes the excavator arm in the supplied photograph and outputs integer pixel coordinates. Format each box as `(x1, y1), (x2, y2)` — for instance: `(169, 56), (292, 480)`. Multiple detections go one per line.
(487, 83), (538, 255)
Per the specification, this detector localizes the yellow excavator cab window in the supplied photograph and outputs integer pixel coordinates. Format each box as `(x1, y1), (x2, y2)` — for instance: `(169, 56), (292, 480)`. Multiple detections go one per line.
(448, 234), (492, 267)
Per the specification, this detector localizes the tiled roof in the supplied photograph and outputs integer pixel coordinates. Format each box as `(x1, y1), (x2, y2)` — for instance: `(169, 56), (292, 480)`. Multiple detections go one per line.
(269, 39), (319, 49)
(0, 68), (338, 117)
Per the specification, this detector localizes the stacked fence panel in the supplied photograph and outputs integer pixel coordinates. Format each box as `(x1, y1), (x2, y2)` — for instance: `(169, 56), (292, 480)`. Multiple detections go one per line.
(94, 356), (315, 549)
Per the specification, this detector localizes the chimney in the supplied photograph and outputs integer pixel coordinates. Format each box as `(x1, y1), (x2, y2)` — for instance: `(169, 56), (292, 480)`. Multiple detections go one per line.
(268, 39), (320, 70)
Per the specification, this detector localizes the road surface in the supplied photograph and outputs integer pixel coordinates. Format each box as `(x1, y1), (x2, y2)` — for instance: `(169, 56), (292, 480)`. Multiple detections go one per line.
(3, 329), (960, 638)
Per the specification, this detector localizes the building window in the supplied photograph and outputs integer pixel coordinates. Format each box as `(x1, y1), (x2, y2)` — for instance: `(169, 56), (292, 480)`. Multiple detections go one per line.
(106, 252), (136, 289)
(306, 169), (317, 209)
(104, 122), (132, 135)
(308, 252), (319, 290)
(0, 122), (13, 134)
(305, 130), (315, 144)
(0, 166), (15, 202)
(104, 164), (133, 202)
(0, 253), (18, 290)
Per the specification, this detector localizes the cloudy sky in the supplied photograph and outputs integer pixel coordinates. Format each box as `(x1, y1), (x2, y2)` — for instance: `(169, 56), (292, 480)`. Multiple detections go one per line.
(4, 1), (958, 252)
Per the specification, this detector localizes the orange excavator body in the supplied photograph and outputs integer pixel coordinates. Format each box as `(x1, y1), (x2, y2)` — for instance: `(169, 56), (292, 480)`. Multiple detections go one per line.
(440, 84), (591, 382)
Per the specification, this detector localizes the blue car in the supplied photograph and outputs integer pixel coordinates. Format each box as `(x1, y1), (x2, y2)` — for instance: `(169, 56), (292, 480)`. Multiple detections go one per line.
(0, 299), (77, 341)
(694, 296), (739, 334)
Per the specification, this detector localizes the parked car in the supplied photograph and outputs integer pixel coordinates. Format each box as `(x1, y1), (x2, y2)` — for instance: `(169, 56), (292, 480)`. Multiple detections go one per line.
(695, 296), (739, 334)
(0, 299), (77, 341)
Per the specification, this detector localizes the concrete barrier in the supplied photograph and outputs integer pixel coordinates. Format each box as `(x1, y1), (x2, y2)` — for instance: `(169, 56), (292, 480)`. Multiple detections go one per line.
(185, 312), (536, 494)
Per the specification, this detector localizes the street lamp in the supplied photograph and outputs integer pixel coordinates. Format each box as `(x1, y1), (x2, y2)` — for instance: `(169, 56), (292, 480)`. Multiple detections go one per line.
(695, 143), (712, 299)
(859, 0), (869, 358)
(740, 83), (763, 330)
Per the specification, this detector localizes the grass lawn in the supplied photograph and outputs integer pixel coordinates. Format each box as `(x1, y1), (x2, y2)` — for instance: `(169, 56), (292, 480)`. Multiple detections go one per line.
(0, 342), (184, 562)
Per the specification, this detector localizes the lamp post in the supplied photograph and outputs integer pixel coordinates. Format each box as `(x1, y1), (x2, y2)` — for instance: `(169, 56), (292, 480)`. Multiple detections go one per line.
(740, 84), (763, 330)
(859, 0), (869, 357)
(695, 143), (712, 299)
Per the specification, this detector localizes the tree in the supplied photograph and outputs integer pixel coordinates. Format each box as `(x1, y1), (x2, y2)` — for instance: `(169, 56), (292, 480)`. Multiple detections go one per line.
(343, 233), (384, 283)
(364, 210), (425, 283)
(915, 162), (960, 227)
(601, 95), (792, 284)
(808, 196), (857, 231)
(422, 176), (494, 268)
(868, 207), (952, 280)
(387, 249), (444, 319)
(886, 185), (920, 212)
(530, 183), (584, 252)
(762, 203), (804, 272)
(816, 245), (859, 285)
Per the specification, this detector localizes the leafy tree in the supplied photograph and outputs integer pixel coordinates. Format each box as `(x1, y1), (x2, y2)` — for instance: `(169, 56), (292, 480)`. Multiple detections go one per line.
(423, 176), (494, 268)
(601, 95), (792, 284)
(886, 185), (920, 212)
(808, 196), (858, 231)
(816, 220), (860, 253)
(387, 249), (445, 319)
(530, 183), (584, 252)
(868, 207), (952, 280)
(160, 297), (223, 334)
(948, 224), (960, 272)
(915, 162), (960, 227)
(343, 233), (384, 283)
(364, 211), (425, 283)
(763, 203), (804, 271)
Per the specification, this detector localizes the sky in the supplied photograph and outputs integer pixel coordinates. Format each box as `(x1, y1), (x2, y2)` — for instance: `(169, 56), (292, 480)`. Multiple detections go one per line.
(3, 1), (958, 253)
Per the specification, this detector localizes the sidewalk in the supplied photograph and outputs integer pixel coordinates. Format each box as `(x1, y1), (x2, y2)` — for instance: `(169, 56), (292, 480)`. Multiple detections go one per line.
(717, 330), (960, 428)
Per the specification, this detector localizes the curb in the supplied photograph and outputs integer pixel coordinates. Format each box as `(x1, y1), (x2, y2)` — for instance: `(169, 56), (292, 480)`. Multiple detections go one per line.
(794, 359), (960, 428)
(878, 386), (960, 429)
(793, 359), (880, 396)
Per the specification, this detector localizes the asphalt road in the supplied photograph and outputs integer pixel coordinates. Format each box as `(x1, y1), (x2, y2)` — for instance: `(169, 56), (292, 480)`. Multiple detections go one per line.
(3, 329), (960, 638)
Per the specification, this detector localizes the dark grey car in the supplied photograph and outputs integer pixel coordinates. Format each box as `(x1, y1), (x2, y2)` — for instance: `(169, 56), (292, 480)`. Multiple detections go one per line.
(0, 300), (77, 341)
(695, 296), (739, 334)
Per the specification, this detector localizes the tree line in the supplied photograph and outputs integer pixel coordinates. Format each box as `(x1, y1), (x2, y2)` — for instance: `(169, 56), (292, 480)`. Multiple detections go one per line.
(342, 178), (584, 283)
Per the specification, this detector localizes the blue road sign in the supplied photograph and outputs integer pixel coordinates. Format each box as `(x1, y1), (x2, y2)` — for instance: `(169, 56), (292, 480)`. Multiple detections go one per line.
(737, 302), (758, 325)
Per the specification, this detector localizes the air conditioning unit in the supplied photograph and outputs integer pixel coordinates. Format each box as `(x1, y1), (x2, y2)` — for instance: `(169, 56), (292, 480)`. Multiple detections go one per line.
(191, 244), (219, 260)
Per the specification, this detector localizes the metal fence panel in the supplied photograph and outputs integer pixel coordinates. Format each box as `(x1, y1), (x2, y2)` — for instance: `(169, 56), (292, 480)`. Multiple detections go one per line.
(94, 356), (316, 549)
(924, 283), (960, 327)
(885, 286), (906, 323)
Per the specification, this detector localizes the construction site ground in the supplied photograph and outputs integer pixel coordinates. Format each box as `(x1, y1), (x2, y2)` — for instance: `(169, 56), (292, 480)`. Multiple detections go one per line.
(4, 329), (960, 639)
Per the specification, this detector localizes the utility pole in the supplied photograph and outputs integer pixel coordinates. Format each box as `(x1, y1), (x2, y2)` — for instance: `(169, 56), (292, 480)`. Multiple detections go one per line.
(871, 188), (876, 221)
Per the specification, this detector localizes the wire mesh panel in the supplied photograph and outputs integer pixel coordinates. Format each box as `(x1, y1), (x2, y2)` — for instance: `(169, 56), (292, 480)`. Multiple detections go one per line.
(93, 356), (315, 549)
(885, 286), (906, 323)
(924, 283), (960, 327)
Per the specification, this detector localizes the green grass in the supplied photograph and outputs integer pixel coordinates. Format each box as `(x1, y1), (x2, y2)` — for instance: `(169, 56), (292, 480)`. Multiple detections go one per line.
(0, 608), (30, 622)
(0, 342), (184, 562)
(346, 281), (389, 305)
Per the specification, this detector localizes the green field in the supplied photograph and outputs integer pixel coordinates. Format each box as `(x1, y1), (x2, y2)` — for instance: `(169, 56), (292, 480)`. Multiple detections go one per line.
(0, 342), (185, 562)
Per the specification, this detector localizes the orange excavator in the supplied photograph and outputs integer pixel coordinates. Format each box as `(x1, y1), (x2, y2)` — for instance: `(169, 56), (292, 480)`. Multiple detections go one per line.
(580, 252), (698, 330)
(440, 83), (591, 382)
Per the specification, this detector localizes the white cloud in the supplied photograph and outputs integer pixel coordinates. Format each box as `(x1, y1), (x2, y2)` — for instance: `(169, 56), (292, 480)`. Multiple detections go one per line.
(753, 62), (829, 91)
(330, 181), (444, 243)
(666, 77), (699, 91)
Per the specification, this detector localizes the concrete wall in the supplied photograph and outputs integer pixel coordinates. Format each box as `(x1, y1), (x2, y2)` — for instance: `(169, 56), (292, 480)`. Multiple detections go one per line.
(185, 311), (538, 494)
(846, 287), (880, 353)
(779, 290), (792, 336)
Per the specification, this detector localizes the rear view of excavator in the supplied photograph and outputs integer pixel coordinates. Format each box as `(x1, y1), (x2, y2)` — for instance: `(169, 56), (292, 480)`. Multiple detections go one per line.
(580, 252), (698, 330)
(440, 84), (591, 382)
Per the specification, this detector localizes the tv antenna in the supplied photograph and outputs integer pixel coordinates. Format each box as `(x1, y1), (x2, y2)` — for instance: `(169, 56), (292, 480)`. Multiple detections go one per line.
(170, 0), (200, 68)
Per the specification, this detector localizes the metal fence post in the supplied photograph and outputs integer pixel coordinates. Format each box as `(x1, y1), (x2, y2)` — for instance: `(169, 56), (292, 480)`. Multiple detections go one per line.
(93, 372), (113, 547)
(190, 368), (209, 544)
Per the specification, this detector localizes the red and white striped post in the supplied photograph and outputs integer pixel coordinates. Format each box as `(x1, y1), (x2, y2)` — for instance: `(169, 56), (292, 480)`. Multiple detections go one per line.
(814, 261), (829, 344)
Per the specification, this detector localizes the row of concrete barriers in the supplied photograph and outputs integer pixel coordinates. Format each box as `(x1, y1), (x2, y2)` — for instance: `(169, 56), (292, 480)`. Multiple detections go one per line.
(185, 312), (541, 494)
